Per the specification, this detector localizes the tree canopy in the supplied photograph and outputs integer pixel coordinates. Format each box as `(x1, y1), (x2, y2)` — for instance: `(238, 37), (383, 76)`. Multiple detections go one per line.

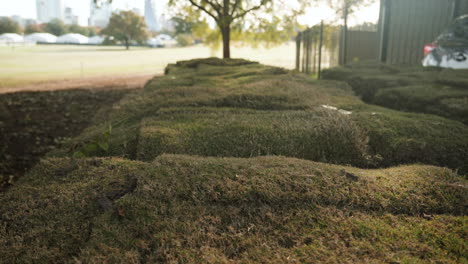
(172, 17), (196, 35)
(0, 17), (22, 34)
(169, 0), (309, 58)
(101, 11), (149, 50)
(68, 24), (90, 36)
(326, 0), (376, 15)
(24, 24), (43, 34)
(43, 19), (68, 36)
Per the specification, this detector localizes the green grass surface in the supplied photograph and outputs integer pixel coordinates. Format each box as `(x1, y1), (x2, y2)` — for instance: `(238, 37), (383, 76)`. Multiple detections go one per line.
(322, 63), (468, 124)
(51, 58), (468, 173)
(1, 155), (466, 263)
(2, 58), (467, 263)
(0, 43), (295, 88)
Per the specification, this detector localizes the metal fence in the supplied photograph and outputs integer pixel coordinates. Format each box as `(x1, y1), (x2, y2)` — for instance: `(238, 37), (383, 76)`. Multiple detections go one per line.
(295, 19), (344, 78)
(295, 10), (379, 78)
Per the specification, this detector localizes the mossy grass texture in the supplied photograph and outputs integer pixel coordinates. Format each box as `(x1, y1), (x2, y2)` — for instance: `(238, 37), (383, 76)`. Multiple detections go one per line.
(1, 155), (466, 263)
(2, 58), (466, 263)
(322, 63), (468, 124)
(50, 58), (468, 173)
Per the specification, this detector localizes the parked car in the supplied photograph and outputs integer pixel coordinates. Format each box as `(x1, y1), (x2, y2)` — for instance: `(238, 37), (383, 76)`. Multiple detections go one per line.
(422, 14), (468, 69)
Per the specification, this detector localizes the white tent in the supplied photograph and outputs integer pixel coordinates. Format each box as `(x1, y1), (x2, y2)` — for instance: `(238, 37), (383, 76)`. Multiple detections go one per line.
(88, 35), (104, 44)
(56, 33), (89, 44)
(154, 34), (177, 47)
(147, 37), (162, 47)
(25, 33), (57, 43)
(0, 33), (24, 43)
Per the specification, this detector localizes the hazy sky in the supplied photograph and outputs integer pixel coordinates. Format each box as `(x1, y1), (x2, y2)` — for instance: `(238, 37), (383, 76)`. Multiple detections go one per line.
(0, 0), (169, 25)
(0, 0), (379, 26)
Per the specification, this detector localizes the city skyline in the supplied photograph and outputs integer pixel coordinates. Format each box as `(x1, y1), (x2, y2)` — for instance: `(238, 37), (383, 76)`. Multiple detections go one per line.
(1, 0), (168, 26)
(36, 0), (63, 23)
(1, 0), (380, 27)
(145, 0), (159, 31)
(89, 0), (113, 28)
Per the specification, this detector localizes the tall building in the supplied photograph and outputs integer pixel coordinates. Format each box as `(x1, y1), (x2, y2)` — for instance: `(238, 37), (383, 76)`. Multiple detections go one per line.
(89, 0), (112, 28)
(64, 7), (79, 25)
(145, 0), (159, 32)
(36, 0), (64, 23)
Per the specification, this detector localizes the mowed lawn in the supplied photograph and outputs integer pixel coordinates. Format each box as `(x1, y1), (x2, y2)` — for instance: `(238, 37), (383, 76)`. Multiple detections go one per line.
(0, 43), (295, 88)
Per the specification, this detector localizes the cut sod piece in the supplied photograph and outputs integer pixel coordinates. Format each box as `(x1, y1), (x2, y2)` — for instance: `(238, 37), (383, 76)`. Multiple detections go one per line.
(0, 155), (466, 263)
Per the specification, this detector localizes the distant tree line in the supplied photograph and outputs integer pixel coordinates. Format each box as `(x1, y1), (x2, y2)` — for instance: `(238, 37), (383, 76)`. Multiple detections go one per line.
(0, 17), (99, 37)
(93, 0), (377, 57)
(101, 11), (148, 49)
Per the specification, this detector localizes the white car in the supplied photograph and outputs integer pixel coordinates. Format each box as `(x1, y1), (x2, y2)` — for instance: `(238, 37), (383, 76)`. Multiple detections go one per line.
(422, 14), (468, 69)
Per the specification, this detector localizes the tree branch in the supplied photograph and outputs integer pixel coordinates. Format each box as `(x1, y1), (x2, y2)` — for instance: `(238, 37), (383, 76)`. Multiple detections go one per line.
(230, 0), (242, 16)
(188, 0), (219, 22)
(232, 1), (269, 20)
(202, 0), (223, 15)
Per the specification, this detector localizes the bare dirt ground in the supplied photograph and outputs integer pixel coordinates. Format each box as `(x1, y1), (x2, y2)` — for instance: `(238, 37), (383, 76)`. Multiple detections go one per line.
(0, 74), (154, 94)
(0, 74), (151, 190)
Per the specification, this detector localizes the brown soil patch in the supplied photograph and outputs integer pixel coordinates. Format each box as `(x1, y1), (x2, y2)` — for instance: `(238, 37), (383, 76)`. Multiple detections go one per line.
(0, 73), (155, 94)
(0, 76), (148, 190)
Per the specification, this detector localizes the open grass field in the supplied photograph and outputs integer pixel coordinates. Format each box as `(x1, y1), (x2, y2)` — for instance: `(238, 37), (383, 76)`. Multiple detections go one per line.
(0, 43), (295, 89)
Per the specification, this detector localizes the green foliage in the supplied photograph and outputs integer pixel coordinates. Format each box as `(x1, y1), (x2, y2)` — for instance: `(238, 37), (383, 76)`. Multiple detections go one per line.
(24, 23), (43, 34)
(0, 17), (22, 34)
(101, 11), (149, 50)
(43, 19), (68, 36)
(27, 21), (95, 37)
(171, 16), (196, 35)
(67, 24), (89, 36)
(169, 0), (310, 57)
(87, 27), (97, 37)
(176, 33), (194, 46)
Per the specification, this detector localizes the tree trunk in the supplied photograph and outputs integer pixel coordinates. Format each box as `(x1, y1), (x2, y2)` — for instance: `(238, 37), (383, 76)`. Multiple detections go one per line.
(125, 39), (129, 50)
(221, 26), (231, 59)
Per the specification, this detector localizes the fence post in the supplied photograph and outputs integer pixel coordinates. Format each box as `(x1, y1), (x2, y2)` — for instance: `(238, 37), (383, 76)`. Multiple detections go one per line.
(306, 30), (311, 74)
(318, 20), (324, 80)
(341, 2), (349, 65)
(302, 31), (307, 72)
(379, 0), (391, 63)
(295, 32), (301, 71)
(312, 31), (317, 74)
(452, 0), (461, 19)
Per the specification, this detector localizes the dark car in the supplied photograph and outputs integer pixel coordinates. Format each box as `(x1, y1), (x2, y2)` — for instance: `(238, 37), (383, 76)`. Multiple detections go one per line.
(423, 14), (468, 69)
